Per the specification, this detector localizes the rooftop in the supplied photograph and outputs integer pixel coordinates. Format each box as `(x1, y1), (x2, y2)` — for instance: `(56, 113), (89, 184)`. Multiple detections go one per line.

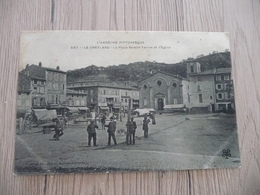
(188, 67), (231, 76)
(66, 89), (88, 95)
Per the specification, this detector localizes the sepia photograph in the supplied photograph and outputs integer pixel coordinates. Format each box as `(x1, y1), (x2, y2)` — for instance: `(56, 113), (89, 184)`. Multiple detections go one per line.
(15, 31), (240, 175)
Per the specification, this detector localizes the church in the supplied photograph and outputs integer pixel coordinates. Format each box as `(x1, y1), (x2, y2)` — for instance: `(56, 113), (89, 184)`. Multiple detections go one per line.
(138, 71), (190, 111)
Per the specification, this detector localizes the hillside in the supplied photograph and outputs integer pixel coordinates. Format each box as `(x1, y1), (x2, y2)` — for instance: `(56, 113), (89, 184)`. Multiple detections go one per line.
(67, 51), (231, 83)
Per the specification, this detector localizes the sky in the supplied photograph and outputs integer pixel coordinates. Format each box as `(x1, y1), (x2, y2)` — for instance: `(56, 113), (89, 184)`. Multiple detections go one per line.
(20, 31), (230, 71)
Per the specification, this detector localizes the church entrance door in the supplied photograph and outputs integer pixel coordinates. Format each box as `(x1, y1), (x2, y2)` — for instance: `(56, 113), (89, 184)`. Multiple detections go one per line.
(157, 98), (164, 110)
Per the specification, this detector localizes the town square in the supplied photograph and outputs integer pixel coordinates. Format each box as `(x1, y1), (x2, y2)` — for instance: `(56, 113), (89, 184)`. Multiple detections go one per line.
(14, 112), (240, 174)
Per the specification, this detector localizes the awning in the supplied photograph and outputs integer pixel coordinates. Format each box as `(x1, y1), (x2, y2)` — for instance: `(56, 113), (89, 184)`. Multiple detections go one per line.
(67, 107), (79, 113)
(134, 108), (155, 115)
(32, 109), (57, 121)
(164, 104), (185, 109)
(78, 107), (89, 111)
(17, 108), (31, 114)
(99, 106), (109, 110)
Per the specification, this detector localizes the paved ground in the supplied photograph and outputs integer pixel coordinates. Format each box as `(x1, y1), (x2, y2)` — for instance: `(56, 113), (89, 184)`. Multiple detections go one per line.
(14, 113), (241, 175)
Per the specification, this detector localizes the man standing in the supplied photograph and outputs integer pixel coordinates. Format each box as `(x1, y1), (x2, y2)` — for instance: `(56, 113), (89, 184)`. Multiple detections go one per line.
(142, 115), (150, 138)
(126, 117), (137, 144)
(87, 120), (98, 147)
(53, 118), (64, 141)
(100, 114), (106, 130)
(105, 117), (117, 145)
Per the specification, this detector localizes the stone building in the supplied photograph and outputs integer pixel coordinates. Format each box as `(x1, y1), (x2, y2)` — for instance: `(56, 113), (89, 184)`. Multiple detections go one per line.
(66, 89), (88, 107)
(21, 63), (67, 109)
(186, 61), (233, 112)
(138, 71), (189, 111)
(67, 81), (139, 113)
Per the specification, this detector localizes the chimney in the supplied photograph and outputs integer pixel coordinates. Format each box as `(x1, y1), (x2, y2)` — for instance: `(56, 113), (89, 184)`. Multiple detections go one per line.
(56, 66), (60, 70)
(39, 62), (42, 67)
(26, 64), (29, 68)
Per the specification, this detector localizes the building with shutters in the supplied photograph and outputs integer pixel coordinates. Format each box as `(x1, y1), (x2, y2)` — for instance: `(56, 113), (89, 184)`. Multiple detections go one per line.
(187, 60), (233, 112)
(67, 81), (139, 113)
(21, 62), (67, 109)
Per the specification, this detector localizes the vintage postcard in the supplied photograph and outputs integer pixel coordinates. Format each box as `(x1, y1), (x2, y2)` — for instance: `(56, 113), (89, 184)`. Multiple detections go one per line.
(15, 31), (240, 175)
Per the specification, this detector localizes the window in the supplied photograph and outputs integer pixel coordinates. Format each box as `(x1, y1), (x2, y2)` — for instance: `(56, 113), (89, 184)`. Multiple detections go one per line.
(225, 92), (231, 99)
(224, 74), (230, 80)
(210, 96), (213, 100)
(121, 98), (123, 102)
(157, 80), (162, 86)
(197, 85), (201, 92)
(40, 98), (45, 106)
(34, 87), (37, 93)
(34, 80), (37, 84)
(173, 83), (177, 88)
(40, 87), (45, 94)
(217, 93), (224, 100)
(216, 84), (223, 90)
(190, 65), (194, 73)
(125, 99), (127, 103)
(197, 77), (202, 81)
(144, 85), (147, 89)
(216, 75), (222, 81)
(199, 94), (203, 103)
(41, 81), (44, 85)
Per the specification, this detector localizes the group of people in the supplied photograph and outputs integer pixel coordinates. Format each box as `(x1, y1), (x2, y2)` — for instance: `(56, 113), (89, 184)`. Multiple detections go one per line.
(87, 117), (117, 147)
(87, 113), (156, 147)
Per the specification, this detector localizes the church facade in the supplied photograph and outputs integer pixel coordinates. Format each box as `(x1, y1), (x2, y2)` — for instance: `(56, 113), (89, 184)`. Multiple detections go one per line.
(138, 72), (190, 111)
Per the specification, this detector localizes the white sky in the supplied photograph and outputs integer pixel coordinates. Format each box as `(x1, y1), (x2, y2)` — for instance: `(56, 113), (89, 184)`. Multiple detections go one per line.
(20, 31), (230, 71)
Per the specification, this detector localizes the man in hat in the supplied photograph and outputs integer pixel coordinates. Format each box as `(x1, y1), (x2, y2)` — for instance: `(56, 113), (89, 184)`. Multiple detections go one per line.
(105, 117), (117, 145)
(126, 117), (137, 144)
(87, 120), (98, 146)
(142, 115), (150, 138)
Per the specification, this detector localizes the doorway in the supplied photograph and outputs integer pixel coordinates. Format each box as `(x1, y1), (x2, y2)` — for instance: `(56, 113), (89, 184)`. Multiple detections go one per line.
(157, 98), (164, 110)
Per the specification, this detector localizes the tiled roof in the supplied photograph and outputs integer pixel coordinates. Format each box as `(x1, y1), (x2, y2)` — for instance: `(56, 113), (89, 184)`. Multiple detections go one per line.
(21, 64), (66, 80)
(44, 67), (66, 74)
(21, 65), (46, 80)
